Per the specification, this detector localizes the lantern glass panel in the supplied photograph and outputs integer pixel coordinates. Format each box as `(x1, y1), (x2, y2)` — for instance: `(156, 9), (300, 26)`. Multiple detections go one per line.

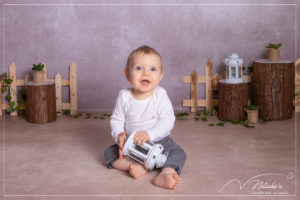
(238, 67), (242, 78)
(231, 67), (236, 78)
(226, 67), (229, 78)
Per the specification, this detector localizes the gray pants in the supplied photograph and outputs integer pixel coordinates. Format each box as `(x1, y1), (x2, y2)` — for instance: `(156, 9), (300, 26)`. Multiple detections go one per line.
(104, 136), (186, 175)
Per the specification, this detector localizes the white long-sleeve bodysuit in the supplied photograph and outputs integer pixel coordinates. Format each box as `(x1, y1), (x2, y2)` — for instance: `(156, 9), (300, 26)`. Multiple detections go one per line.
(110, 86), (175, 143)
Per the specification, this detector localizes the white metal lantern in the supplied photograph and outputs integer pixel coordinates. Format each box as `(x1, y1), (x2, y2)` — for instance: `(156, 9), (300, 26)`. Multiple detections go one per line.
(122, 132), (168, 170)
(222, 53), (245, 83)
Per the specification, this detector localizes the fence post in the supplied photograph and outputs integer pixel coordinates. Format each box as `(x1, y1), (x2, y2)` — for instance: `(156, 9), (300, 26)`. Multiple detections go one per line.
(70, 62), (77, 115)
(205, 59), (213, 111)
(55, 73), (62, 115)
(0, 75), (2, 116)
(9, 62), (17, 115)
(191, 70), (198, 112)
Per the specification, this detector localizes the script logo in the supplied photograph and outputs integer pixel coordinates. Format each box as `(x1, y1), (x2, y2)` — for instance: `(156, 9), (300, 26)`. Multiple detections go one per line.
(218, 172), (294, 195)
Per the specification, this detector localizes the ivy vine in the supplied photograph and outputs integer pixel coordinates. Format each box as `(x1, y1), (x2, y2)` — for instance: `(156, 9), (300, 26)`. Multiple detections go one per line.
(1, 72), (26, 115)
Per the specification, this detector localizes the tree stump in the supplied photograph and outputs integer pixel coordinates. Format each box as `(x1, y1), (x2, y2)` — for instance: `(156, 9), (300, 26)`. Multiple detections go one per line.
(0, 76), (2, 116)
(26, 82), (56, 123)
(218, 81), (248, 121)
(251, 59), (294, 120)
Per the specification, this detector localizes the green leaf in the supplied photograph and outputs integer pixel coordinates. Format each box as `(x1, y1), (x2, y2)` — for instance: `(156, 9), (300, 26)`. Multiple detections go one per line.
(6, 79), (13, 84)
(2, 86), (7, 92)
(15, 105), (20, 111)
(210, 108), (216, 116)
(194, 117), (200, 121)
(265, 43), (282, 49)
(232, 121), (246, 125)
(2, 72), (7, 78)
(20, 88), (25, 95)
(216, 122), (224, 126)
(245, 105), (259, 110)
(208, 123), (214, 126)
(5, 95), (12, 101)
(64, 110), (71, 115)
(201, 117), (208, 121)
(9, 101), (15, 107)
(261, 117), (271, 122)
(32, 63), (44, 71)
(175, 112), (189, 118)
(71, 114), (80, 118)
(203, 110), (209, 116)
(7, 106), (15, 113)
(244, 123), (255, 128)
(100, 116), (105, 120)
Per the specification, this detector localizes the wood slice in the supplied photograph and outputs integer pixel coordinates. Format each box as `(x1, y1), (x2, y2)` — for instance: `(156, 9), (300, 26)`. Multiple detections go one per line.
(218, 82), (248, 121)
(251, 59), (294, 120)
(26, 82), (56, 123)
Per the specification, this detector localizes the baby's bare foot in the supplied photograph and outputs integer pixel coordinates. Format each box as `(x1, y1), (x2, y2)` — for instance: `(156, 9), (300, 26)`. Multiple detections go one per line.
(129, 164), (148, 179)
(152, 172), (181, 189)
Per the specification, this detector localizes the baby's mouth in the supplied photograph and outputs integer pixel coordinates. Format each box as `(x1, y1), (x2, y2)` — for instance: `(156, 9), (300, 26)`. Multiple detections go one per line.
(141, 79), (151, 86)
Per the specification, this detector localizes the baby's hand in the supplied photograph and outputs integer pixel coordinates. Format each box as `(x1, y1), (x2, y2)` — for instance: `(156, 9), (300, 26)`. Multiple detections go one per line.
(133, 131), (150, 146)
(117, 132), (126, 150)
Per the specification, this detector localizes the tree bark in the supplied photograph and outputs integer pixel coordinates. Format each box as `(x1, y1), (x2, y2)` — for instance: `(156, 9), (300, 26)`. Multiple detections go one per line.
(251, 60), (294, 120)
(26, 82), (56, 123)
(218, 82), (248, 121)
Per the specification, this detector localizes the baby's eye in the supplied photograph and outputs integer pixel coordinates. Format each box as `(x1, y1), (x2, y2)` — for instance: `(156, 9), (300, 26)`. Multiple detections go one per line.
(136, 66), (142, 70)
(151, 67), (157, 71)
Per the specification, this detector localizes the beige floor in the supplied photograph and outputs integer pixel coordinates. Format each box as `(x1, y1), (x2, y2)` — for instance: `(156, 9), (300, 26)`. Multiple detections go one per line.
(0, 112), (299, 200)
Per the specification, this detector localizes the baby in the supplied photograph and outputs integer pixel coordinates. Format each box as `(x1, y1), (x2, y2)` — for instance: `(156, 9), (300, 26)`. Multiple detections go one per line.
(104, 45), (186, 190)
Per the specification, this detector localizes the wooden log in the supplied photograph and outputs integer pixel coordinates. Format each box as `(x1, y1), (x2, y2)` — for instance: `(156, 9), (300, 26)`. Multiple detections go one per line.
(251, 59), (294, 120)
(0, 75), (2, 116)
(296, 59), (300, 112)
(218, 82), (248, 121)
(26, 82), (56, 123)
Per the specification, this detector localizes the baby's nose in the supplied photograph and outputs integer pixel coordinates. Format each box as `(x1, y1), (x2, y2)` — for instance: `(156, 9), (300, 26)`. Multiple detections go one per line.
(143, 69), (150, 75)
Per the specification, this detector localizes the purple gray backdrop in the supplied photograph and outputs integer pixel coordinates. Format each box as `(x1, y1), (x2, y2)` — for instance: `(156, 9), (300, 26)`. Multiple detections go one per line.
(0, 0), (299, 112)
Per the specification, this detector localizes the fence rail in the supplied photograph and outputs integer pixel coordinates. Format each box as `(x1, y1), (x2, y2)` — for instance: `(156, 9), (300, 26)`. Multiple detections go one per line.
(0, 62), (77, 116)
(183, 59), (250, 112)
(183, 59), (300, 113)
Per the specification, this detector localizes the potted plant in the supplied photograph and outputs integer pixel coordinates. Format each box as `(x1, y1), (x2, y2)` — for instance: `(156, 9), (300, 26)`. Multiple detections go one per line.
(265, 43), (282, 62)
(244, 105), (259, 124)
(32, 62), (45, 84)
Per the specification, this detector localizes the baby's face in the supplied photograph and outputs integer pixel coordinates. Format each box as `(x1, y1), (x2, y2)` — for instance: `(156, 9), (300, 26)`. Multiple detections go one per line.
(125, 52), (164, 98)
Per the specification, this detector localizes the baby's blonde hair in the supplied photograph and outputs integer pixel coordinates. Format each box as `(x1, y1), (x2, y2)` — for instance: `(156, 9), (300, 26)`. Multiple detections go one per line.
(126, 45), (162, 71)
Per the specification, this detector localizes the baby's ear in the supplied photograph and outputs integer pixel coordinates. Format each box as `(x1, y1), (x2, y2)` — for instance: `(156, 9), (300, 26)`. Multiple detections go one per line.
(160, 71), (164, 81)
(124, 69), (130, 81)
